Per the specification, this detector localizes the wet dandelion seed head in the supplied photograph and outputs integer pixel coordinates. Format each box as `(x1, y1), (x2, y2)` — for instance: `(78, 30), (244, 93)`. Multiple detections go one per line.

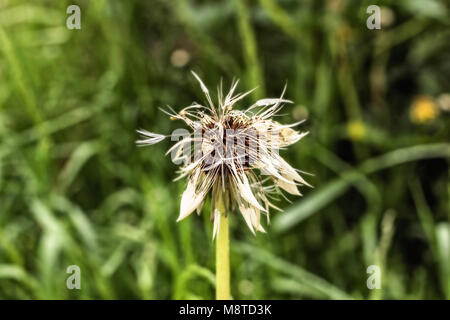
(137, 72), (311, 238)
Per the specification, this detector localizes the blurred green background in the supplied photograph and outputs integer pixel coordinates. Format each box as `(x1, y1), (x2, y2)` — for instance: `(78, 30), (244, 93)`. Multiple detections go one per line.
(0, 0), (449, 299)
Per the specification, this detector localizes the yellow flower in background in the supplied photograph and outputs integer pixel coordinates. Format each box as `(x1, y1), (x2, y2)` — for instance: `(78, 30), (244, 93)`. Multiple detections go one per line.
(347, 120), (366, 141)
(410, 95), (438, 124)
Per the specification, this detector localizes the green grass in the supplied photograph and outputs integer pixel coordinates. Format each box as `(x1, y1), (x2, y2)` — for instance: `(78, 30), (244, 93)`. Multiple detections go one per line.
(0, 0), (449, 299)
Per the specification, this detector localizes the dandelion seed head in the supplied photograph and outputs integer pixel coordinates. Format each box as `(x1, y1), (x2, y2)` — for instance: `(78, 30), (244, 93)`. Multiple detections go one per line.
(137, 72), (310, 237)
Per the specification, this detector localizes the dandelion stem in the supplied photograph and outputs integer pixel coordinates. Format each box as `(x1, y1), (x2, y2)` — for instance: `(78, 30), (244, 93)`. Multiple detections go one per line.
(216, 194), (230, 300)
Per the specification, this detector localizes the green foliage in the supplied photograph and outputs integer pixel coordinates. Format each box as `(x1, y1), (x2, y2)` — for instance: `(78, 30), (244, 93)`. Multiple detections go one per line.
(0, 0), (449, 299)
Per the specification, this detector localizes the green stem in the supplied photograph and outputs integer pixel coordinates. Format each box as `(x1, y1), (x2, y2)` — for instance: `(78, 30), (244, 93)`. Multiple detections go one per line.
(215, 195), (230, 300)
